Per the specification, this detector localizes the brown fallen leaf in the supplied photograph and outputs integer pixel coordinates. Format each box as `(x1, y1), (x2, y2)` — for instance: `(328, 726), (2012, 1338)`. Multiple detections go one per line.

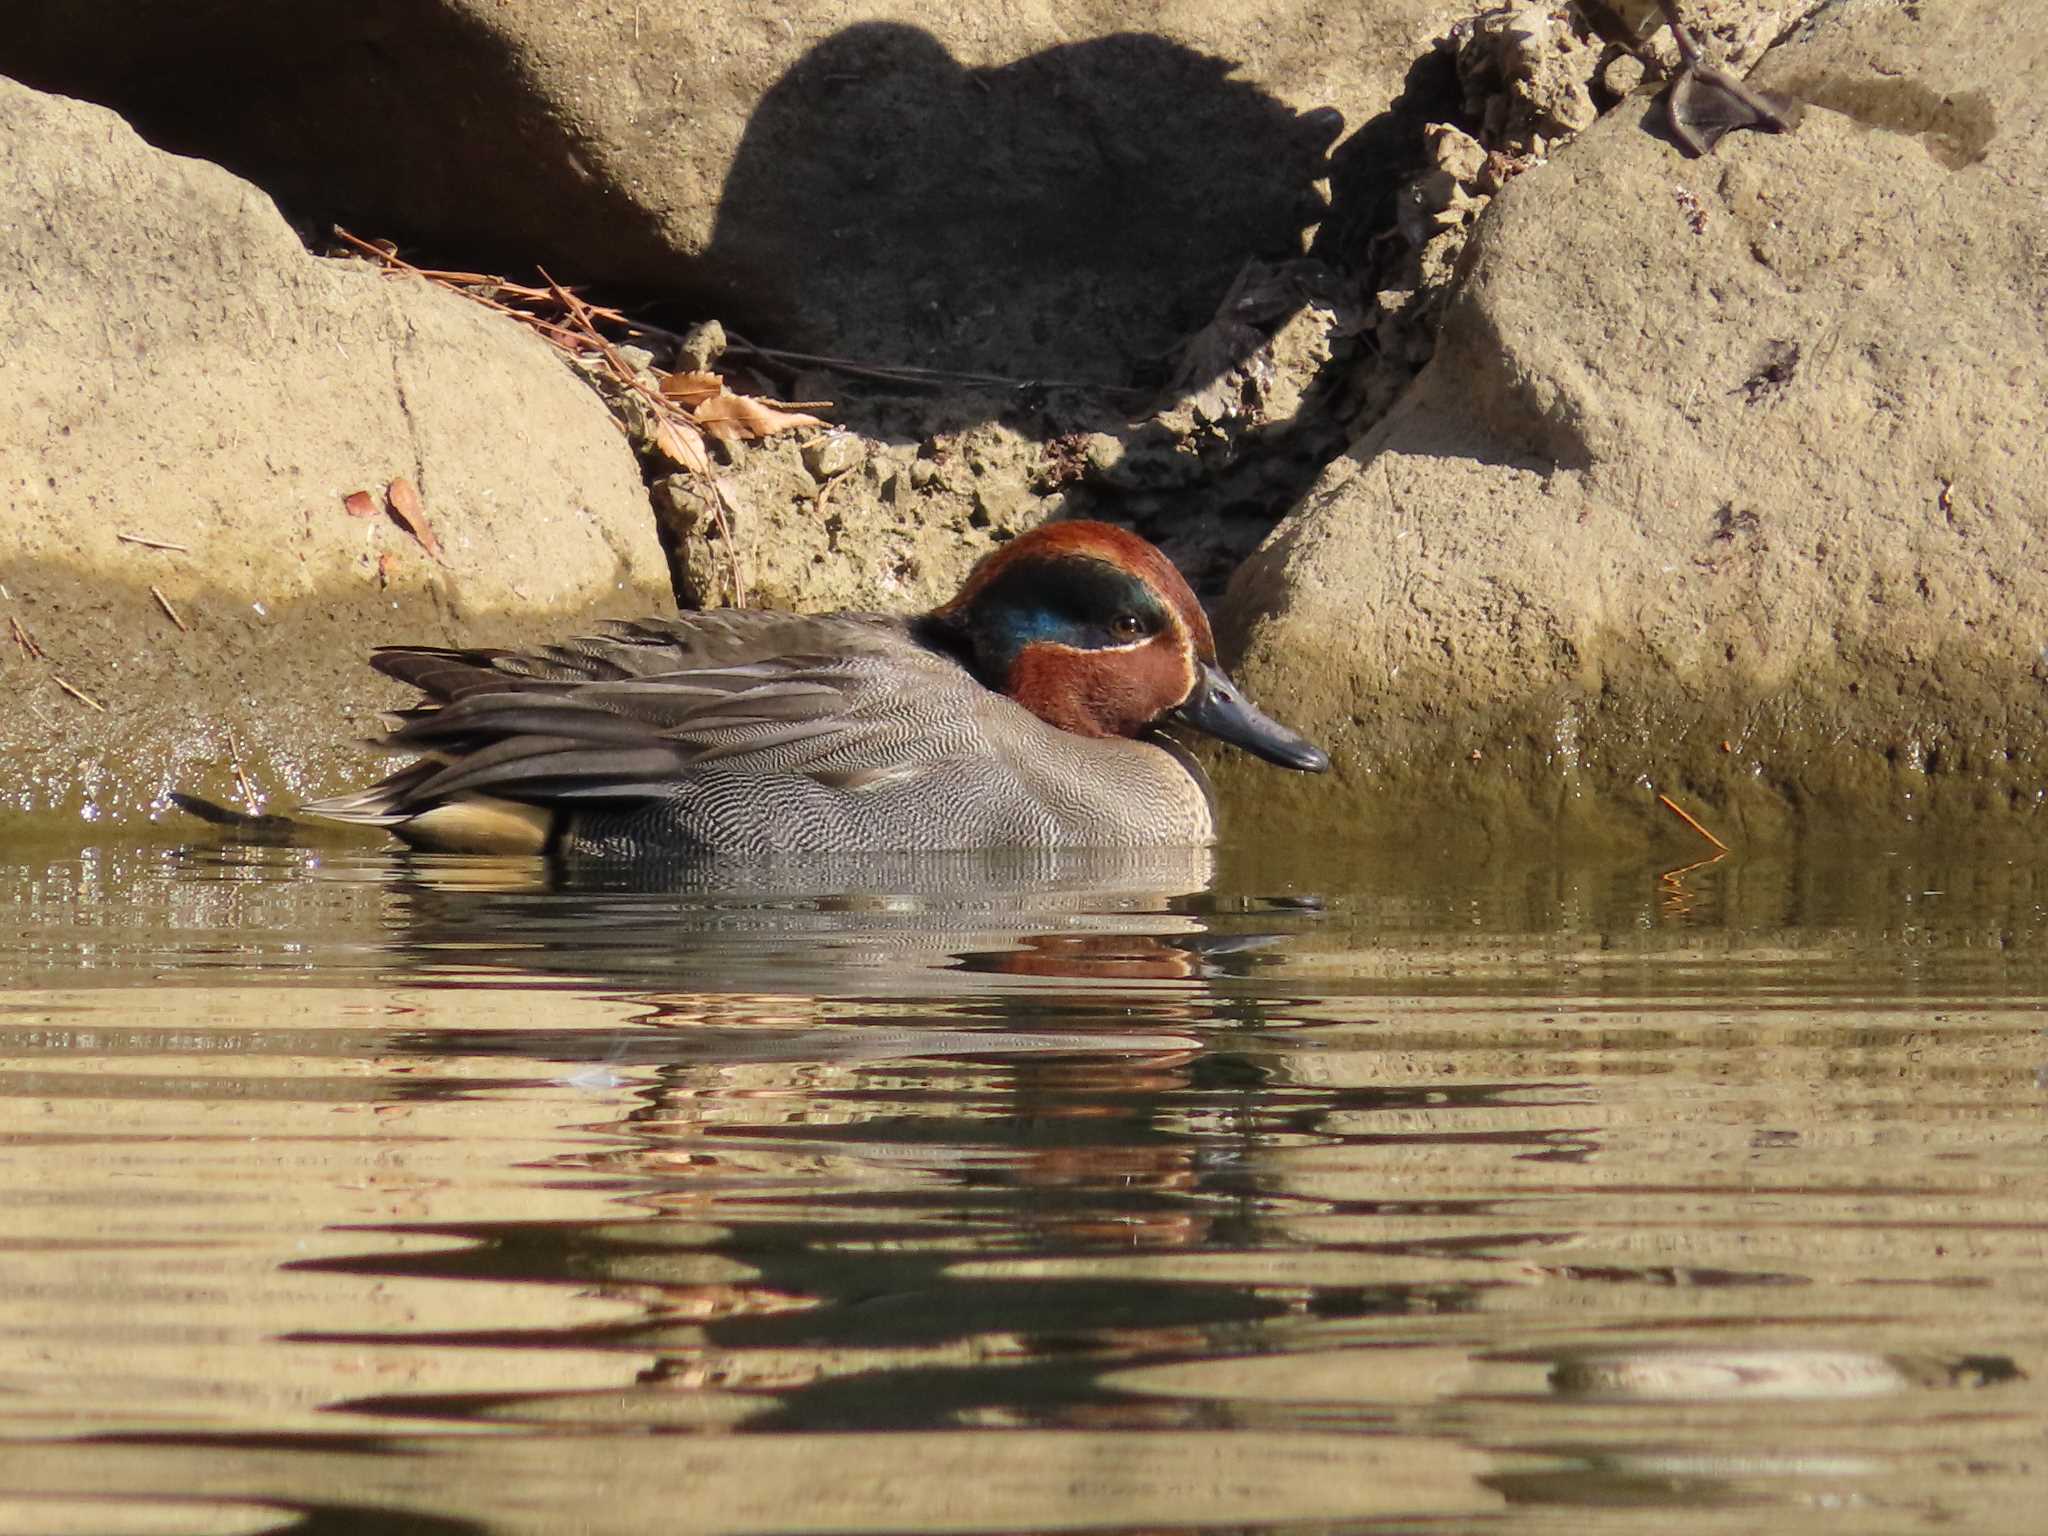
(659, 369), (832, 443)
(659, 370), (726, 409)
(343, 490), (379, 519)
(691, 390), (830, 445)
(653, 415), (712, 475)
(384, 477), (443, 561)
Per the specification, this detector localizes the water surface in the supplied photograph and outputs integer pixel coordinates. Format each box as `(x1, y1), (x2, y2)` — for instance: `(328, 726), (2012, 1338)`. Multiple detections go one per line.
(0, 831), (2042, 1533)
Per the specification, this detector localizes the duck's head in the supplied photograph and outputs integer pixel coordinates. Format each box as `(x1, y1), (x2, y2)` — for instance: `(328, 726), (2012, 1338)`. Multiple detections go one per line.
(930, 521), (1329, 772)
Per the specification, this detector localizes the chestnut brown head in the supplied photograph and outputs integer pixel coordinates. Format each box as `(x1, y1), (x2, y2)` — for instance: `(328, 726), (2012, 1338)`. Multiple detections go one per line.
(932, 521), (1328, 771)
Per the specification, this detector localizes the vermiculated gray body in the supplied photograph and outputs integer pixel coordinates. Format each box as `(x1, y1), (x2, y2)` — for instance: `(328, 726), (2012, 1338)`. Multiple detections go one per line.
(559, 734), (1216, 857)
(305, 611), (1220, 856)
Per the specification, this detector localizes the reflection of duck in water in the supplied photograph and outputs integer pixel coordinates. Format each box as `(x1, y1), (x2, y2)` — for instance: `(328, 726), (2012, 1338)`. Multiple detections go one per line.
(1580, 1), (1802, 154)
(306, 521), (1326, 858)
(374, 841), (1232, 995)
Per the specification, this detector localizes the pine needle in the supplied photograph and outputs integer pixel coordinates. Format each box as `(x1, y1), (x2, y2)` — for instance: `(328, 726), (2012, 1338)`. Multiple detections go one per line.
(1657, 792), (1729, 852)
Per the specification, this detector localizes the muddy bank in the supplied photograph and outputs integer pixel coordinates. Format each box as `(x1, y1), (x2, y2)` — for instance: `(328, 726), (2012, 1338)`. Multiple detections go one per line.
(0, 562), (682, 825)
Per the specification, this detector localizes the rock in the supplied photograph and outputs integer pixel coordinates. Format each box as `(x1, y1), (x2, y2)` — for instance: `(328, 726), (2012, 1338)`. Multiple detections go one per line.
(0, 78), (671, 829)
(0, 2), (1451, 383)
(676, 320), (728, 375)
(1222, 1), (2048, 844)
(1598, 50), (1649, 101)
(1427, 123), (1488, 186)
(801, 432), (866, 484)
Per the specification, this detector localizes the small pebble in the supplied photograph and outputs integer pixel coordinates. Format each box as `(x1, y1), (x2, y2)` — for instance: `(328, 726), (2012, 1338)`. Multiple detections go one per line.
(1426, 122), (1487, 185)
(1083, 432), (1125, 477)
(676, 320), (726, 372)
(802, 431), (866, 482)
(1600, 51), (1648, 100)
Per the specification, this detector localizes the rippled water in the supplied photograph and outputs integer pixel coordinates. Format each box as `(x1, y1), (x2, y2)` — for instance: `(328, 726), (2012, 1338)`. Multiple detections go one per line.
(0, 829), (2043, 1534)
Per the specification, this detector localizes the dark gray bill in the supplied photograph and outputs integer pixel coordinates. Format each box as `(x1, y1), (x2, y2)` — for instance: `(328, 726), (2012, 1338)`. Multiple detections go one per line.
(1173, 662), (1330, 772)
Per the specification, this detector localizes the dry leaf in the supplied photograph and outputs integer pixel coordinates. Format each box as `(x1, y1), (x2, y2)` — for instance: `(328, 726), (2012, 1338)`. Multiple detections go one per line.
(342, 490), (379, 519)
(653, 415), (712, 475)
(660, 369), (831, 444)
(659, 370), (725, 409)
(384, 477), (443, 561)
(692, 391), (829, 444)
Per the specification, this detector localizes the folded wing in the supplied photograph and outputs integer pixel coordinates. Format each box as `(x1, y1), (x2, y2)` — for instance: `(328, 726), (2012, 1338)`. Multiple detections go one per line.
(304, 612), (982, 827)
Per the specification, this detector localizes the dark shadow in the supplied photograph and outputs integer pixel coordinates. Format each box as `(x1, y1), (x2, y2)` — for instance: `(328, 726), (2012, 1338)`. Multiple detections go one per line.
(1311, 43), (1461, 267)
(700, 24), (1341, 384)
(0, 0), (683, 287)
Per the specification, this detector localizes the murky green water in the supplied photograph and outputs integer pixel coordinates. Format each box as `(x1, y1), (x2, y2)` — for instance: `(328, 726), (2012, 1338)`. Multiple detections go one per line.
(0, 830), (2042, 1533)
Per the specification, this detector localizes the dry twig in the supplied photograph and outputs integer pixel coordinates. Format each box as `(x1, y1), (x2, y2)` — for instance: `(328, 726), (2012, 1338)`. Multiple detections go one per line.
(117, 532), (190, 553)
(813, 468), (852, 520)
(226, 727), (258, 810)
(10, 616), (44, 660)
(54, 676), (104, 712)
(712, 334), (1145, 398)
(150, 585), (189, 632)
(1657, 792), (1730, 852)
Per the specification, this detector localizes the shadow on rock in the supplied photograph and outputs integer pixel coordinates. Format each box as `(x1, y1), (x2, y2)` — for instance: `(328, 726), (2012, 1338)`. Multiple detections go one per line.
(0, 0), (684, 286)
(703, 23), (1341, 388)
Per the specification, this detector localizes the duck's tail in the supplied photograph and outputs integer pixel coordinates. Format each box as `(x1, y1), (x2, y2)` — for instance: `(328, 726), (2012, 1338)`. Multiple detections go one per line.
(165, 792), (302, 845)
(301, 763), (557, 854)
(297, 761), (436, 827)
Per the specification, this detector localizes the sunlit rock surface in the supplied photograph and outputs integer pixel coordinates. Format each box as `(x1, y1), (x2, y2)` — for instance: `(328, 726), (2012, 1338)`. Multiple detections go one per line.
(1224, 0), (2048, 843)
(0, 80), (670, 826)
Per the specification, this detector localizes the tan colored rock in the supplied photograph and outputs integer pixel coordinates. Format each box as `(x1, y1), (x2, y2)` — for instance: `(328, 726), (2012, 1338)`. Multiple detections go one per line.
(0, 2), (1449, 379)
(1222, 1), (2048, 844)
(0, 78), (671, 828)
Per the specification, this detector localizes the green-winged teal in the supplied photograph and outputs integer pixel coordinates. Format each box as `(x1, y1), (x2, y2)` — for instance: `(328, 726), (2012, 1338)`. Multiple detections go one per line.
(303, 520), (1328, 856)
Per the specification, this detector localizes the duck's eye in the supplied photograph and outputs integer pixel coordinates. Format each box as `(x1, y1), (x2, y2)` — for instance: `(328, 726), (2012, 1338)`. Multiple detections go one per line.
(1111, 613), (1146, 640)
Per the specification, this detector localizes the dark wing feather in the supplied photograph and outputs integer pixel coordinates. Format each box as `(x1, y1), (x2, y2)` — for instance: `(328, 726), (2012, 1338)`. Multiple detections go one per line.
(310, 610), (981, 824)
(372, 611), (909, 698)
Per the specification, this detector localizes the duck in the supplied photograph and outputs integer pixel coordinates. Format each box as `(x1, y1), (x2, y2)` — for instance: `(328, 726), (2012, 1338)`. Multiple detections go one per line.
(301, 520), (1329, 857)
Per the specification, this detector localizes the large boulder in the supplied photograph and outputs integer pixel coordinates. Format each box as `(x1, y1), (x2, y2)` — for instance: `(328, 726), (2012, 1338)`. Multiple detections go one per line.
(1221, 0), (2048, 844)
(0, 78), (672, 828)
(0, 1), (1458, 381)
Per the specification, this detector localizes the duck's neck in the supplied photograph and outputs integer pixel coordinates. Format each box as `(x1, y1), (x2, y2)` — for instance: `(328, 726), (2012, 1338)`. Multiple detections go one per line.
(912, 613), (992, 686)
